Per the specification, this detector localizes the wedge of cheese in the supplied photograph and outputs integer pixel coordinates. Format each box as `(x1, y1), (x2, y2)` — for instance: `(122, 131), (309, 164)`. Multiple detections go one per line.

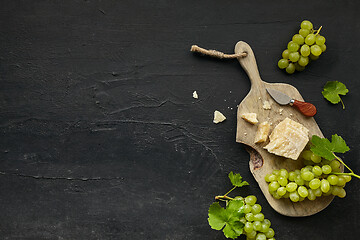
(213, 110), (226, 124)
(241, 113), (258, 124)
(264, 117), (309, 160)
(254, 121), (270, 143)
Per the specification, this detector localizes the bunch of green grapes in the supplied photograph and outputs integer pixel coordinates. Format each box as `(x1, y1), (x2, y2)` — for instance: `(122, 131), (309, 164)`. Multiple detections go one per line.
(265, 151), (351, 202)
(278, 20), (327, 74)
(240, 195), (276, 240)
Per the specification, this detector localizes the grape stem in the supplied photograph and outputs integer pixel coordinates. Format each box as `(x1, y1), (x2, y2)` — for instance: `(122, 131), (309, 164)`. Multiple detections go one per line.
(315, 26), (323, 36)
(215, 186), (237, 200)
(331, 172), (360, 180)
(333, 153), (353, 173)
(340, 98), (345, 109)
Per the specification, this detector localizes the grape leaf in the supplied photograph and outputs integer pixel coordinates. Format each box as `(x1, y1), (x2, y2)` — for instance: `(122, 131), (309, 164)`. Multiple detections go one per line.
(208, 200), (244, 239)
(322, 81), (348, 109)
(228, 171), (249, 188)
(310, 134), (350, 160)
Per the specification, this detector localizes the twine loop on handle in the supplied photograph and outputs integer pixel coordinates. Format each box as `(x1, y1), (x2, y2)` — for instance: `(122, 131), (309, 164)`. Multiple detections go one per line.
(190, 45), (247, 59)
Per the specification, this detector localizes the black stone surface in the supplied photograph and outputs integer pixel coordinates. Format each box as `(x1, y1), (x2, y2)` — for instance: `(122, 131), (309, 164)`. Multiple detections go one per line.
(0, 1), (359, 239)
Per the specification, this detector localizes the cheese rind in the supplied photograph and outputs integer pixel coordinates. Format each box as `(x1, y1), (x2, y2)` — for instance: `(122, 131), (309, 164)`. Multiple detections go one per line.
(213, 110), (226, 124)
(241, 113), (258, 124)
(254, 121), (271, 143)
(264, 117), (309, 160)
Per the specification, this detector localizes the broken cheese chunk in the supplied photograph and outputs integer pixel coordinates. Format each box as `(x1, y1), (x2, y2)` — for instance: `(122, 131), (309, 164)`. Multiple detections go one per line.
(264, 117), (309, 160)
(241, 113), (258, 124)
(213, 110), (226, 124)
(254, 121), (271, 143)
(193, 91), (198, 99)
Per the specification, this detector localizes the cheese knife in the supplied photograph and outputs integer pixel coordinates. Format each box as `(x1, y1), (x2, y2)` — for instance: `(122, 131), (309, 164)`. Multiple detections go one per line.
(266, 88), (317, 117)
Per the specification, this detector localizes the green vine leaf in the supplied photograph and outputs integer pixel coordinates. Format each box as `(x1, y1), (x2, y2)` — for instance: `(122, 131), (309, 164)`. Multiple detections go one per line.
(228, 171), (249, 188)
(322, 81), (348, 109)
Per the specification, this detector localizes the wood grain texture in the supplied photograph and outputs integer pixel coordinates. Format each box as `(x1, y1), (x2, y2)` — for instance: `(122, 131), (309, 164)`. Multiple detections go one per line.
(234, 41), (337, 216)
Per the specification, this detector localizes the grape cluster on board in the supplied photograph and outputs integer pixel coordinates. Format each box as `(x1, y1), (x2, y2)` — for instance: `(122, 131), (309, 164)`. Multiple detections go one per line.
(265, 150), (351, 202)
(278, 20), (326, 74)
(241, 195), (276, 240)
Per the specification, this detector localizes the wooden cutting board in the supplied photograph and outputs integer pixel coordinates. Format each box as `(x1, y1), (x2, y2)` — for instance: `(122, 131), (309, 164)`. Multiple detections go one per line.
(234, 41), (338, 217)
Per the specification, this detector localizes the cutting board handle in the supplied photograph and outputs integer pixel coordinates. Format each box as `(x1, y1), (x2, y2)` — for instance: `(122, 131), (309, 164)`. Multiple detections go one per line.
(234, 41), (263, 88)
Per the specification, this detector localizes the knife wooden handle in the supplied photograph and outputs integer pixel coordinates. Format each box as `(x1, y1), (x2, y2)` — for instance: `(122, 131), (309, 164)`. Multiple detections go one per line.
(292, 100), (317, 117)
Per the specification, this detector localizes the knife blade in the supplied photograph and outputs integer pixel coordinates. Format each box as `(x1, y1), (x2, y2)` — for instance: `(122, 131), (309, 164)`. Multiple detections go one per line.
(266, 88), (317, 117)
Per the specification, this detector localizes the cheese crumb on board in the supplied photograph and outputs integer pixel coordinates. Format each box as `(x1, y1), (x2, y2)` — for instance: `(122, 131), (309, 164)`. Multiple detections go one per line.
(213, 110), (226, 124)
(192, 91), (198, 99)
(241, 113), (258, 124)
(263, 100), (271, 110)
(279, 108), (283, 115)
(264, 117), (309, 160)
(254, 121), (271, 143)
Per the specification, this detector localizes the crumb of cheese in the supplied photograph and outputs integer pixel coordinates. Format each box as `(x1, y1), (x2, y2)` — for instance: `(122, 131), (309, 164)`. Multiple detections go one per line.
(263, 100), (271, 110)
(241, 113), (258, 124)
(193, 91), (198, 99)
(213, 110), (226, 124)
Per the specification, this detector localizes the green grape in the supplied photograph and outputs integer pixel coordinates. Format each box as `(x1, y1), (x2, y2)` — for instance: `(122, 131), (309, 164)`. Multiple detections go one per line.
(316, 35), (326, 45)
(288, 171), (297, 181)
(287, 41), (300, 52)
(265, 228), (275, 238)
(268, 238), (276, 240)
(301, 171), (314, 181)
(310, 153), (322, 163)
(263, 219), (271, 228)
(245, 195), (257, 206)
(319, 44), (326, 52)
(297, 186), (309, 198)
(244, 204), (252, 214)
(251, 204), (262, 214)
(310, 45), (322, 56)
(305, 34), (316, 45)
(309, 54), (319, 60)
(294, 169), (301, 175)
(321, 179), (330, 193)
(294, 63), (305, 71)
(337, 177), (346, 187)
(276, 187), (287, 196)
(278, 59), (289, 69)
(245, 212), (254, 222)
(330, 160), (341, 170)
(282, 49), (290, 59)
(332, 167), (341, 173)
(256, 233), (267, 240)
(299, 28), (310, 37)
(337, 188), (346, 198)
(247, 230), (257, 239)
(279, 169), (289, 178)
(278, 176), (288, 187)
(289, 52), (300, 62)
(240, 217), (247, 224)
(323, 186), (333, 196)
(343, 175), (352, 182)
(283, 192), (290, 198)
(314, 187), (322, 197)
(272, 170), (280, 176)
(307, 189), (316, 200)
(304, 180), (310, 188)
(301, 20), (313, 30)
(331, 186), (341, 196)
(268, 174), (277, 182)
(254, 213), (265, 221)
(253, 221), (262, 231)
(292, 34), (305, 45)
(269, 181), (280, 192)
(295, 175), (305, 186)
(302, 150), (312, 160)
(265, 174), (272, 182)
(322, 165), (332, 174)
(305, 165), (313, 171)
(301, 167), (310, 173)
(299, 196), (305, 201)
(312, 166), (322, 176)
(300, 45), (311, 57)
(309, 178), (321, 189)
(272, 192), (281, 199)
(286, 182), (298, 192)
(244, 222), (254, 233)
(327, 175), (339, 185)
(298, 56), (309, 67)
(286, 63), (296, 74)
(261, 222), (270, 233)
(289, 191), (300, 202)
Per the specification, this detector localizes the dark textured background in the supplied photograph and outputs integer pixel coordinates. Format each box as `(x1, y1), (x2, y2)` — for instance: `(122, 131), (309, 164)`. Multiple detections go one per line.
(0, 0), (359, 239)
